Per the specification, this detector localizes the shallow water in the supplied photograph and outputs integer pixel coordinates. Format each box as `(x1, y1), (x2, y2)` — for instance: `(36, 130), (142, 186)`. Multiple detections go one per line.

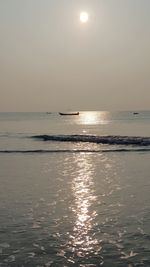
(0, 111), (150, 266)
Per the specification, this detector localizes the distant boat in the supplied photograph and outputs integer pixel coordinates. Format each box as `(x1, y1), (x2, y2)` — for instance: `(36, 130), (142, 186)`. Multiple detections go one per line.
(59, 112), (79, 116)
(133, 112), (139, 115)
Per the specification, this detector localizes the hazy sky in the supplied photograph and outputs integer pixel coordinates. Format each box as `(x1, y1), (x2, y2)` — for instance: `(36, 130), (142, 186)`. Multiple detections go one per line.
(0, 0), (150, 111)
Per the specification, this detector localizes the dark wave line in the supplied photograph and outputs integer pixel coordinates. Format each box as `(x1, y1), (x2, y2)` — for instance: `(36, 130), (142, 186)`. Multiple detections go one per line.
(0, 149), (150, 154)
(32, 134), (150, 146)
(0, 133), (27, 138)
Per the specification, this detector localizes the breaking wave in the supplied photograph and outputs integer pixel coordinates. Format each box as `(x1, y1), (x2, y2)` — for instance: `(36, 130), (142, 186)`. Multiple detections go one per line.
(32, 134), (150, 146)
(0, 148), (150, 154)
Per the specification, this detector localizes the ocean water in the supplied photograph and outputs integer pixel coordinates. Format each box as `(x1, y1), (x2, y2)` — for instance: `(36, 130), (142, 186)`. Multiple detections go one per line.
(0, 111), (150, 267)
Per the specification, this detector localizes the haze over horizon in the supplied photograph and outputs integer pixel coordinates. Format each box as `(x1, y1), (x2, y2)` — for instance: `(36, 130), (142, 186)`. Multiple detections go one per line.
(0, 0), (150, 112)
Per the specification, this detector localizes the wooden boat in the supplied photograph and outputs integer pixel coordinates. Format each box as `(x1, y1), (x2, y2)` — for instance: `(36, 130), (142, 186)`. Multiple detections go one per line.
(59, 112), (79, 116)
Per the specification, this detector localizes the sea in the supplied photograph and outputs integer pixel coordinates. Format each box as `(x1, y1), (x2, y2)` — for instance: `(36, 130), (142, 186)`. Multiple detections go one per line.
(0, 111), (150, 267)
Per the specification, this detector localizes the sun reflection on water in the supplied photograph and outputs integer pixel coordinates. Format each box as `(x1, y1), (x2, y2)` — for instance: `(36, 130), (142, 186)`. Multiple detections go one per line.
(79, 111), (110, 125)
(69, 153), (99, 255)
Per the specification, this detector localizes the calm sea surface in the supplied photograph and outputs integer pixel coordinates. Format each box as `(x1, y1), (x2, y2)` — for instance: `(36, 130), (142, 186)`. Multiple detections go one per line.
(0, 111), (150, 267)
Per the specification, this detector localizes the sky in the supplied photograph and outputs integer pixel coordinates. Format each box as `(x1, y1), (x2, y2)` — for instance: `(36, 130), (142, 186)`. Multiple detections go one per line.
(0, 0), (150, 111)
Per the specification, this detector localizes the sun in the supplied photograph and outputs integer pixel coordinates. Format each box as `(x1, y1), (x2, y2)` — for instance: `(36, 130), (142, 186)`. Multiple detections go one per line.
(80, 12), (89, 23)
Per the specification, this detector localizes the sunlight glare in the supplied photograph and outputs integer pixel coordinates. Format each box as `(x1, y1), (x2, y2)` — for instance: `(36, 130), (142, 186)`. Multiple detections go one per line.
(79, 111), (110, 125)
(80, 12), (89, 23)
(70, 154), (98, 254)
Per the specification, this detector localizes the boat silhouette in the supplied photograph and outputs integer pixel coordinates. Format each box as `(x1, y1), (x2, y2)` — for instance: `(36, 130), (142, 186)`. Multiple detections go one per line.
(59, 112), (79, 116)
